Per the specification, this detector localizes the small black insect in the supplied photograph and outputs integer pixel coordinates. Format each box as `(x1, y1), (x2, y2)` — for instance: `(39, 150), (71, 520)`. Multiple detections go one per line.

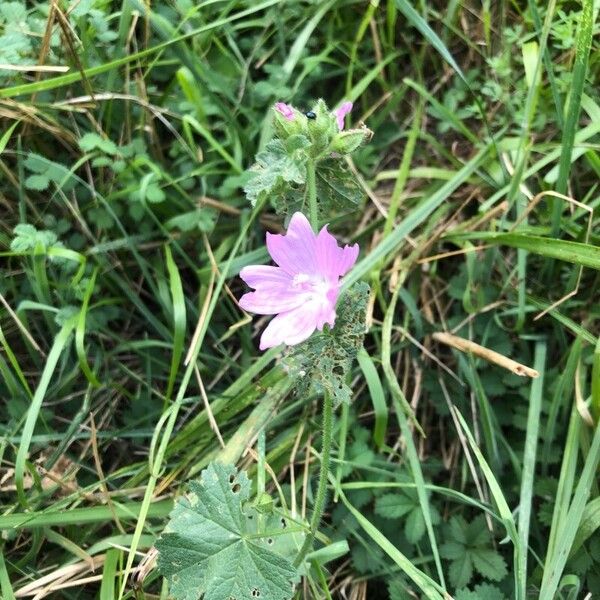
(304, 111), (316, 119)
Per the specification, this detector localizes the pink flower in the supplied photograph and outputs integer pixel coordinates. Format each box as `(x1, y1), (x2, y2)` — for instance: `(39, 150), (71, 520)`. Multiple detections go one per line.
(239, 212), (359, 350)
(274, 102), (295, 121)
(334, 101), (353, 130)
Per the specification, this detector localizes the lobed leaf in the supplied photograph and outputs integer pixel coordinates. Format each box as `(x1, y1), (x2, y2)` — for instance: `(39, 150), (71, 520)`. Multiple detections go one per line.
(156, 462), (300, 600)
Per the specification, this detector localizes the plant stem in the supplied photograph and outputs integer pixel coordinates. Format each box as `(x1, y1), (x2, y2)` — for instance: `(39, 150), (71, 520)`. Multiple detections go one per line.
(293, 390), (333, 567)
(306, 159), (318, 230)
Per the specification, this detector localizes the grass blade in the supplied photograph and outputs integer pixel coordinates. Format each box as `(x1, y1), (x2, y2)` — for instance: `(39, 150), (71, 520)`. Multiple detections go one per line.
(540, 419), (600, 597)
(100, 548), (121, 600)
(383, 283), (446, 589)
(449, 232), (600, 270)
(344, 144), (490, 288)
(453, 408), (523, 600)
(0, 500), (172, 530)
(337, 487), (446, 600)
(517, 341), (546, 598)
(552, 0), (595, 231)
(164, 245), (186, 401)
(0, 550), (15, 600)
(14, 316), (77, 506)
(357, 348), (388, 450)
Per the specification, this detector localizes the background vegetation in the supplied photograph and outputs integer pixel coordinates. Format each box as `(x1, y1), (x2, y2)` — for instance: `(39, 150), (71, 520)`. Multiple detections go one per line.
(1, 0), (599, 598)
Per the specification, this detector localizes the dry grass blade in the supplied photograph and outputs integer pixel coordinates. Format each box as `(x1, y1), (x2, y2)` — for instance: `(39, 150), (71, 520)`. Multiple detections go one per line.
(0, 65), (69, 72)
(432, 331), (539, 378)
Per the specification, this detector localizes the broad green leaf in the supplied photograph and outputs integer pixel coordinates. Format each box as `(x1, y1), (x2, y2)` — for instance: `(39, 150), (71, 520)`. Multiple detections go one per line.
(441, 516), (506, 590)
(315, 158), (364, 211)
(244, 136), (310, 208)
(471, 549), (508, 581)
(449, 553), (473, 590)
(405, 508), (427, 544)
(156, 463), (299, 600)
(24, 174), (50, 191)
(375, 493), (414, 519)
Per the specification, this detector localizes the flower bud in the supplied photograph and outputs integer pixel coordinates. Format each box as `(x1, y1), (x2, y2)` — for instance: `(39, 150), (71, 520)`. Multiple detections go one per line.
(272, 102), (304, 138)
(330, 125), (373, 154)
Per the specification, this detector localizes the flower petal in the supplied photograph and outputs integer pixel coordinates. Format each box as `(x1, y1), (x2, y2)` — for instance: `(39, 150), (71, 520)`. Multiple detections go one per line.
(266, 212), (318, 275)
(239, 265), (292, 289)
(334, 101), (353, 130)
(316, 225), (359, 279)
(259, 302), (322, 349)
(274, 102), (295, 120)
(240, 266), (309, 314)
(239, 289), (309, 315)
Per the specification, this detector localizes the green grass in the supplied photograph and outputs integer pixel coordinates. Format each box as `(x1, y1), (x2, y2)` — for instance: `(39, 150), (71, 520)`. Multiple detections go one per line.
(1, 1), (599, 598)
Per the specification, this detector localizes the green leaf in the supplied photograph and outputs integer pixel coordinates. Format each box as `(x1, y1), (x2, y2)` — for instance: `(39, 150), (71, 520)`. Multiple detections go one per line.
(315, 158), (364, 212)
(449, 232), (600, 270)
(387, 579), (413, 600)
(145, 183), (166, 203)
(1, 2), (27, 23)
(442, 515), (507, 590)
(243, 135), (310, 208)
(375, 493), (414, 519)
(471, 549), (508, 581)
(449, 553), (473, 590)
(553, 0), (595, 230)
(455, 583), (506, 600)
(24, 174), (50, 191)
(78, 132), (119, 155)
(571, 497), (600, 555)
(405, 508), (427, 544)
(0, 120), (20, 156)
(156, 462), (299, 600)
(394, 0), (466, 84)
(449, 515), (468, 545)
(166, 208), (217, 233)
(440, 542), (465, 560)
(88, 207), (114, 229)
(0, 30), (31, 65)
(10, 224), (58, 252)
(23, 153), (75, 191)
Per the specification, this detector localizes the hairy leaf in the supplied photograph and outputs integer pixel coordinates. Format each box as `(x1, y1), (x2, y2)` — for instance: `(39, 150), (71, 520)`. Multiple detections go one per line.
(243, 135), (310, 208)
(156, 462), (300, 600)
(283, 281), (369, 406)
(315, 159), (364, 212)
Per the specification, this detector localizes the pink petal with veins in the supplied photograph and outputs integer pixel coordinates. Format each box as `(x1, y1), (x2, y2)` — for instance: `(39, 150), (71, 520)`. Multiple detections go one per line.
(238, 211), (360, 350)
(266, 212), (318, 275)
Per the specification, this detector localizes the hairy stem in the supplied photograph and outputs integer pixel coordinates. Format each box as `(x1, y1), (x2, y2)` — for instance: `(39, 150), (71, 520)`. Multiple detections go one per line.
(306, 159), (318, 230)
(293, 390), (333, 567)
